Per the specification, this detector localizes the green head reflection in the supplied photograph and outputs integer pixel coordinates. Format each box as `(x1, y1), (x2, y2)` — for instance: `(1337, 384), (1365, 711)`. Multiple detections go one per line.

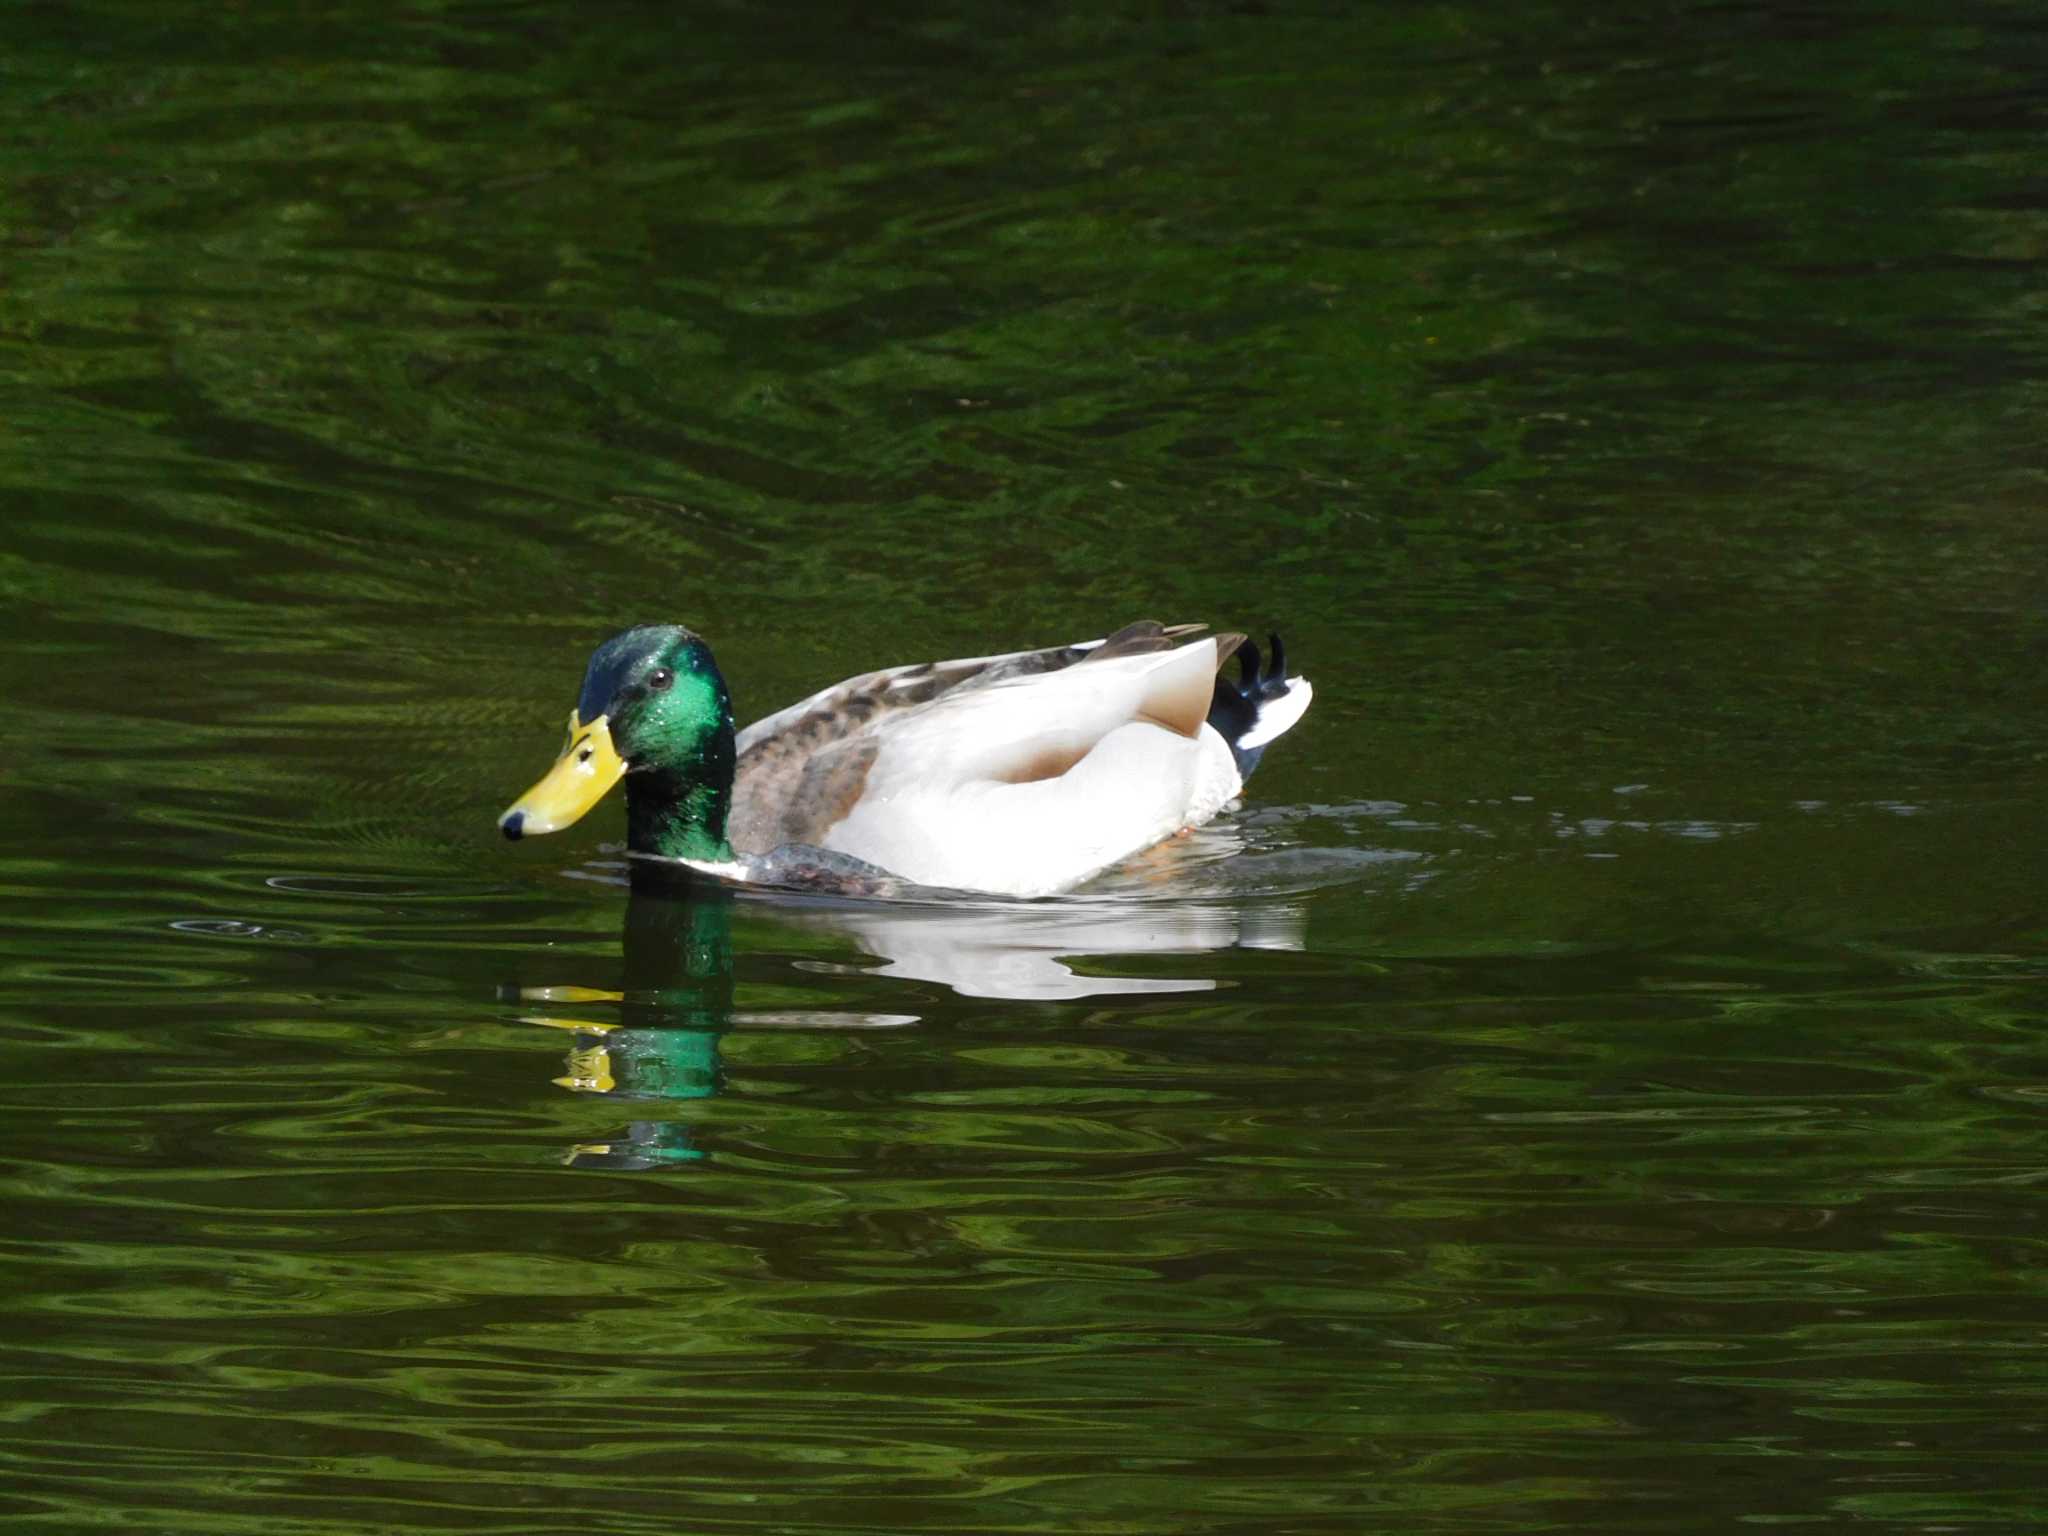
(519, 885), (736, 1169)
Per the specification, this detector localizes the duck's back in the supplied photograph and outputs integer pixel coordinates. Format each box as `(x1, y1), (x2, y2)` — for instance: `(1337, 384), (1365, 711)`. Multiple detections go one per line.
(727, 622), (1311, 898)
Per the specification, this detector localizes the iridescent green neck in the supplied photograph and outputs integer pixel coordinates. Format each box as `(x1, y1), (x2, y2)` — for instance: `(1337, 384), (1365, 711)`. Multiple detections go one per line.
(624, 723), (737, 863)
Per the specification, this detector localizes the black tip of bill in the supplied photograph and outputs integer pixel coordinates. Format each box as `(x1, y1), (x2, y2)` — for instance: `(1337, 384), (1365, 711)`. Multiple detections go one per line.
(500, 811), (525, 841)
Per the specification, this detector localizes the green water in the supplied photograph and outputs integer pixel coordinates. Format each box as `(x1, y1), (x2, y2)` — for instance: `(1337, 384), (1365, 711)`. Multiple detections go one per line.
(4, 2), (2048, 1530)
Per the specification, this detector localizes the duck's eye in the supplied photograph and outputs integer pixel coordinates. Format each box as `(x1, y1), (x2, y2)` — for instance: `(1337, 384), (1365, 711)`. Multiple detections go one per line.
(647, 667), (674, 692)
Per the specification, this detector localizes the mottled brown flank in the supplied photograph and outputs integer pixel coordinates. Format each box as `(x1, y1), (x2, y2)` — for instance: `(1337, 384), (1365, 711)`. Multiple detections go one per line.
(774, 735), (879, 845)
(728, 693), (898, 851)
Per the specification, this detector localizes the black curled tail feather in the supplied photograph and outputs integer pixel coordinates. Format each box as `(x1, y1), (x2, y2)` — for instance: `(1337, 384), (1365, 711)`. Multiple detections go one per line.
(1207, 630), (1293, 781)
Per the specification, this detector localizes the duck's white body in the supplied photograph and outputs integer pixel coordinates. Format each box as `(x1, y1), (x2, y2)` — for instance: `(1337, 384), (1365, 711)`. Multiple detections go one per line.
(724, 624), (1313, 899)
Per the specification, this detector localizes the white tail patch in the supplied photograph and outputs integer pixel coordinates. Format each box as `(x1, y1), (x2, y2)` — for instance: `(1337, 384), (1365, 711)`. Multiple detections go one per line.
(1238, 678), (1313, 750)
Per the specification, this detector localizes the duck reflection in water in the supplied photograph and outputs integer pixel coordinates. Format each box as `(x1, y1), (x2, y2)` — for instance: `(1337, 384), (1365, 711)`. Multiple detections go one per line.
(515, 848), (1310, 1170)
(513, 879), (746, 1171)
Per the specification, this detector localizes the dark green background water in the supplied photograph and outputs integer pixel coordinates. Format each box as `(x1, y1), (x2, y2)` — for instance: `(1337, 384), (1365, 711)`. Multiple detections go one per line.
(4, 2), (2047, 1531)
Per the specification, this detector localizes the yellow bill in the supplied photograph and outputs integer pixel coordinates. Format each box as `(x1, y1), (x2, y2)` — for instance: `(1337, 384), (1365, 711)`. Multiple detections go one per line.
(499, 711), (626, 840)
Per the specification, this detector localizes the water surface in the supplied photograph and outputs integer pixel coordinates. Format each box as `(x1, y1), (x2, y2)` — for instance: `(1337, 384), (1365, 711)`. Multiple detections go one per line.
(3, 2), (2047, 1532)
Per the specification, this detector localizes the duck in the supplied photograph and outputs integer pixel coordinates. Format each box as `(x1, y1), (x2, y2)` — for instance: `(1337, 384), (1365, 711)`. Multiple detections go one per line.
(497, 619), (1312, 899)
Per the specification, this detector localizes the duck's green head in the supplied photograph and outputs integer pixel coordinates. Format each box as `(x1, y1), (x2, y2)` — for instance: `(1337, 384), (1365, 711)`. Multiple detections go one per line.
(499, 625), (735, 857)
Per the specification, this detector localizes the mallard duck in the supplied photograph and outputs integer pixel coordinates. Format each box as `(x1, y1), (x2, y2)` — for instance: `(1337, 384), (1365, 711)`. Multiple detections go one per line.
(498, 620), (1312, 899)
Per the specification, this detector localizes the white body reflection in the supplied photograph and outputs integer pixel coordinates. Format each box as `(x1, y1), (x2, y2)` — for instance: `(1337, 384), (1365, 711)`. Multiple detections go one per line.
(784, 895), (1306, 1000)
(655, 816), (1397, 1001)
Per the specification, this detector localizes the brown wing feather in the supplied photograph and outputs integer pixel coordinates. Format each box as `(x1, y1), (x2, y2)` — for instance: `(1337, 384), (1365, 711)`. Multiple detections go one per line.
(1081, 619), (1204, 661)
